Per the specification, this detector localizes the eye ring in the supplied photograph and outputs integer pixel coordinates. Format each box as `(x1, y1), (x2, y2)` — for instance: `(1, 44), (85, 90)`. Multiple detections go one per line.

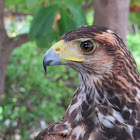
(79, 40), (96, 54)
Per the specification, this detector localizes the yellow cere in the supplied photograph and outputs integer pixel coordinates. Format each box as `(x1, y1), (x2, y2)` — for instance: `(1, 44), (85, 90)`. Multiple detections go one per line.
(51, 40), (85, 62)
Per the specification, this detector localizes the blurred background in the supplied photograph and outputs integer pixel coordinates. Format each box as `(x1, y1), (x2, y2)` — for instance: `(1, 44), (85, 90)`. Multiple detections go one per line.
(0, 0), (140, 139)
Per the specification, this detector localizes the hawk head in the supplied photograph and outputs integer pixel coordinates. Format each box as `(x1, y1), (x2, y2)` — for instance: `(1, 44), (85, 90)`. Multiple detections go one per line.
(43, 25), (140, 96)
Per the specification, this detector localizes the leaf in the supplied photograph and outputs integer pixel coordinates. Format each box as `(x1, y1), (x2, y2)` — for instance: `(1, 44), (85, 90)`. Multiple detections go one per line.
(58, 5), (87, 36)
(131, 0), (140, 6)
(26, 0), (39, 10)
(67, 5), (87, 28)
(130, 0), (140, 12)
(36, 29), (57, 47)
(5, 0), (26, 11)
(29, 4), (59, 47)
(55, 0), (84, 6)
(58, 8), (77, 35)
(129, 12), (140, 25)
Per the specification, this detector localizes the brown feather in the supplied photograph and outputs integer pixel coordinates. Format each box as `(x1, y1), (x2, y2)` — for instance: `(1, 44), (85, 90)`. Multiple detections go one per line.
(44, 134), (67, 140)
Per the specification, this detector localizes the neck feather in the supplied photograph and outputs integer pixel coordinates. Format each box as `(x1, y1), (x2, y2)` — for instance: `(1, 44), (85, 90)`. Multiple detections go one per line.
(63, 72), (140, 139)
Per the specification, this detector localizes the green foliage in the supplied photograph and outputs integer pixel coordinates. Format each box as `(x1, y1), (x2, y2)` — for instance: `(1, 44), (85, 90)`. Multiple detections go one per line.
(5, 0), (87, 47)
(66, 5), (87, 28)
(129, 12), (140, 25)
(58, 8), (76, 35)
(29, 4), (59, 47)
(5, 0), (49, 13)
(26, 0), (40, 11)
(131, 0), (140, 6)
(1, 42), (77, 139)
(6, 15), (32, 37)
(127, 34), (140, 72)
(130, 0), (140, 25)
(5, 0), (27, 11)
(29, 2), (87, 48)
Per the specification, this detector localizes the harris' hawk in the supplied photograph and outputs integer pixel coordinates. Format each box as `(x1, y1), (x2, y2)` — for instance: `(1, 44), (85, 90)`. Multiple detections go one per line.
(36, 25), (140, 140)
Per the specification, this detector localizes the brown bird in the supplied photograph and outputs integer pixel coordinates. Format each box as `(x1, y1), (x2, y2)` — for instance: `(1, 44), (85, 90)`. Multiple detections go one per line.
(36, 25), (140, 140)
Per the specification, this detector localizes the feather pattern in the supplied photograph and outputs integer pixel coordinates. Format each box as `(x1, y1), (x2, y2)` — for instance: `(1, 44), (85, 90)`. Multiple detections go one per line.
(36, 25), (140, 140)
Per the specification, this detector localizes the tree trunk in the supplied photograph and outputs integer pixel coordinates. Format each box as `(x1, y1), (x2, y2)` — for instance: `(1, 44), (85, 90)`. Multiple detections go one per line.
(0, 34), (28, 100)
(0, 0), (29, 100)
(93, 0), (130, 44)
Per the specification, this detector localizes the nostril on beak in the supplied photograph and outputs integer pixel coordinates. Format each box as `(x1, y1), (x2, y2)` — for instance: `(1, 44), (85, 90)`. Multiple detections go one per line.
(43, 48), (61, 72)
(55, 48), (60, 51)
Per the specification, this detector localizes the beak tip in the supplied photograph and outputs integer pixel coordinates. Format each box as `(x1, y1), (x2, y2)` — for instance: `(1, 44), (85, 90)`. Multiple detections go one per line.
(43, 60), (47, 72)
(44, 66), (46, 72)
(43, 48), (61, 71)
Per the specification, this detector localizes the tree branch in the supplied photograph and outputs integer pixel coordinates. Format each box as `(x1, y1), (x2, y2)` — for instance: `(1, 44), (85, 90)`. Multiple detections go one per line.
(0, 0), (8, 39)
(82, 1), (94, 11)
(5, 11), (34, 17)
(10, 34), (29, 49)
(0, 0), (5, 26)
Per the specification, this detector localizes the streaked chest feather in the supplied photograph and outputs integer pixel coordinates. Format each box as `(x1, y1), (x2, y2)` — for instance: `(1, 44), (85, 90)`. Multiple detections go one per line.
(63, 82), (140, 140)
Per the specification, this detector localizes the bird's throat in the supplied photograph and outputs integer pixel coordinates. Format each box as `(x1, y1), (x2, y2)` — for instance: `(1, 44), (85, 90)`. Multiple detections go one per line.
(62, 73), (139, 139)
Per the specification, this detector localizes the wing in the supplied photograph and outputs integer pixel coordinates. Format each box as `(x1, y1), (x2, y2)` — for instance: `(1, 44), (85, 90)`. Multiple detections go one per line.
(35, 120), (69, 140)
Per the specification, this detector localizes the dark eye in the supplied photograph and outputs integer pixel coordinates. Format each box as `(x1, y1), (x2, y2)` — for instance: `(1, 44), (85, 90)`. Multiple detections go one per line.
(80, 40), (95, 54)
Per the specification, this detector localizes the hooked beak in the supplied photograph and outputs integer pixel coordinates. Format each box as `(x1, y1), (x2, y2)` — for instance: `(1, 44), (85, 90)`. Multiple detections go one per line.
(43, 39), (85, 72)
(43, 48), (61, 71)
